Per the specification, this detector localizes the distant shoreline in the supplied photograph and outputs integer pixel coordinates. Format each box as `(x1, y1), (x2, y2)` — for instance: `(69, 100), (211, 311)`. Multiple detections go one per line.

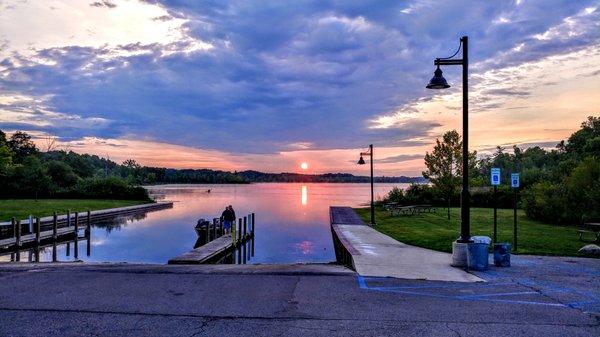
(144, 180), (425, 187)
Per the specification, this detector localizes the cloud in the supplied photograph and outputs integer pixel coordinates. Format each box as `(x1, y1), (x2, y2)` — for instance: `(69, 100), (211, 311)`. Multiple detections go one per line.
(90, 1), (116, 9)
(376, 154), (423, 164)
(0, 0), (599, 164)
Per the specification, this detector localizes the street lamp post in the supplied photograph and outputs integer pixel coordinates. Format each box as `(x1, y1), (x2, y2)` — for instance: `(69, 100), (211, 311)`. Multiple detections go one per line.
(426, 36), (472, 247)
(357, 144), (375, 225)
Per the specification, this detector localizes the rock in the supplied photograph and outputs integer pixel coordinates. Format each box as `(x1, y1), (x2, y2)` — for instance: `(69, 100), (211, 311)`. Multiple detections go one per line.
(578, 244), (600, 257)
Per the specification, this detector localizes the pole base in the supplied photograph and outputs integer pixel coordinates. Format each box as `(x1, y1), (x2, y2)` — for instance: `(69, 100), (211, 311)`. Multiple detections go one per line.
(451, 241), (470, 267)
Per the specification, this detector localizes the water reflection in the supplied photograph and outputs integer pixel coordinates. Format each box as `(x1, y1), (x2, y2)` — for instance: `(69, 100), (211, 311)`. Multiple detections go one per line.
(301, 185), (308, 206)
(2, 183), (402, 264)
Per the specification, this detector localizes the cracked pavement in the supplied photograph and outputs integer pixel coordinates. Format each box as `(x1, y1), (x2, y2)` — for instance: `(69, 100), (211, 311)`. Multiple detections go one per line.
(0, 259), (598, 337)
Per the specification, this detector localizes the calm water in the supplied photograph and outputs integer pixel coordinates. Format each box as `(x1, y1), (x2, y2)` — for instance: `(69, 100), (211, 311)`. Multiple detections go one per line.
(3, 183), (403, 264)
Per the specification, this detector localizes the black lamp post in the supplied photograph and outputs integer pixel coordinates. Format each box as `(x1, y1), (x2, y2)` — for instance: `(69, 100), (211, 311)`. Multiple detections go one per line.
(358, 144), (375, 225)
(426, 36), (472, 243)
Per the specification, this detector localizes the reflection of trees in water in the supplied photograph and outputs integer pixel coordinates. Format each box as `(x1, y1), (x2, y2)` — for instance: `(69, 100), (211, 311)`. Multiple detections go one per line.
(92, 213), (148, 234)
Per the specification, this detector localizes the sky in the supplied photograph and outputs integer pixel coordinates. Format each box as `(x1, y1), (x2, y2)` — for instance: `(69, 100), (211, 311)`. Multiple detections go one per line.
(0, 0), (599, 176)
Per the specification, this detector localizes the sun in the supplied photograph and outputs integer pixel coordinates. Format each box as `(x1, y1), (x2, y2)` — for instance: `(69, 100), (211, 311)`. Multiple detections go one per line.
(300, 162), (309, 170)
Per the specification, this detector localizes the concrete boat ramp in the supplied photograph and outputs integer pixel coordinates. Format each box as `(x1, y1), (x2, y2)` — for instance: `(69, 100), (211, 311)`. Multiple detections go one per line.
(330, 206), (482, 282)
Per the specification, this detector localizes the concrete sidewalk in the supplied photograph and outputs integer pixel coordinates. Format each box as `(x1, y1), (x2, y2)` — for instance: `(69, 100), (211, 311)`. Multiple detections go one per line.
(330, 207), (482, 282)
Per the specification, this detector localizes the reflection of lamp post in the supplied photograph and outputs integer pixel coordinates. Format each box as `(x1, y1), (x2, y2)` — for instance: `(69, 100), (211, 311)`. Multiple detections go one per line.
(358, 144), (375, 225)
(426, 36), (472, 244)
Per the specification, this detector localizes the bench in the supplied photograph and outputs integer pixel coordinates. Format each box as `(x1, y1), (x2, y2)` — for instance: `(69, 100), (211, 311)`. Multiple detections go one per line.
(390, 205), (437, 216)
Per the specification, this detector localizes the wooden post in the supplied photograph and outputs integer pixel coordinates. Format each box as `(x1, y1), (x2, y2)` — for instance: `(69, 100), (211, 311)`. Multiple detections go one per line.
(74, 212), (79, 259)
(205, 222), (210, 243)
(53, 212), (58, 239)
(35, 217), (41, 243)
(35, 217), (41, 262)
(15, 220), (21, 247)
(86, 210), (91, 236)
(232, 219), (236, 246)
(67, 209), (71, 228)
(66, 242), (70, 256)
(242, 239), (247, 264)
(11, 217), (16, 240)
(251, 213), (255, 237)
(52, 242), (57, 262)
(87, 233), (91, 257)
(243, 216), (247, 239)
(238, 218), (242, 243)
(212, 218), (217, 239)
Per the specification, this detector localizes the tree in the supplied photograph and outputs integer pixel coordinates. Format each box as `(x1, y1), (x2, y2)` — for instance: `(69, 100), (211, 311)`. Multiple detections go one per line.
(566, 116), (600, 157)
(0, 143), (12, 172)
(8, 131), (38, 163)
(21, 156), (51, 200)
(423, 130), (462, 219)
(45, 160), (78, 190)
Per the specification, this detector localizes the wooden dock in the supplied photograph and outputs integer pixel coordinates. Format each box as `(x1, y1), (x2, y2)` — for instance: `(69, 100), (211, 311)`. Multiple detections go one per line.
(0, 226), (78, 247)
(0, 202), (173, 262)
(168, 213), (255, 264)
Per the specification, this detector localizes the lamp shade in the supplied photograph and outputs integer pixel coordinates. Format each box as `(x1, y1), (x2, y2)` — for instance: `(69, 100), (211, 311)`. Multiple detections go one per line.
(357, 156), (366, 165)
(426, 66), (450, 89)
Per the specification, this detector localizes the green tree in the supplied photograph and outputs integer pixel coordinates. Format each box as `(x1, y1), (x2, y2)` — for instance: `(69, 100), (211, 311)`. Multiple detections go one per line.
(566, 116), (600, 157)
(45, 160), (78, 190)
(8, 131), (38, 163)
(21, 156), (51, 200)
(422, 130), (462, 219)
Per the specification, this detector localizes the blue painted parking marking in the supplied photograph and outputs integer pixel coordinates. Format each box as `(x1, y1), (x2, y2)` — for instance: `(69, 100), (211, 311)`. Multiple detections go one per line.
(357, 276), (575, 308)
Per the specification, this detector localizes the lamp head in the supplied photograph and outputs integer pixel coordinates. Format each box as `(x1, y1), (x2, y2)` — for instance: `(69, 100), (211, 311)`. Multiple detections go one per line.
(357, 156), (366, 165)
(426, 65), (450, 89)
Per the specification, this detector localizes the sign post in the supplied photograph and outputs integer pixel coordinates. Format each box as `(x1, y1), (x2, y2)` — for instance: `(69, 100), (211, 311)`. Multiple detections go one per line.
(511, 173), (520, 252)
(491, 168), (501, 243)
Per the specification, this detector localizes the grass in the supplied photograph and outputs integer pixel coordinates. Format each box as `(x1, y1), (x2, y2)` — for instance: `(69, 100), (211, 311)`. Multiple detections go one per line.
(355, 207), (589, 257)
(0, 199), (150, 221)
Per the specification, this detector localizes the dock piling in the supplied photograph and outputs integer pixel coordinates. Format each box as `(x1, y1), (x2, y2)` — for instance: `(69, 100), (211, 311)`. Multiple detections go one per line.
(251, 213), (255, 237)
(15, 220), (21, 247)
(74, 212), (79, 259)
(86, 210), (91, 235)
(35, 217), (41, 262)
(53, 212), (58, 239)
(237, 218), (242, 244)
(212, 218), (217, 240)
(243, 216), (247, 239)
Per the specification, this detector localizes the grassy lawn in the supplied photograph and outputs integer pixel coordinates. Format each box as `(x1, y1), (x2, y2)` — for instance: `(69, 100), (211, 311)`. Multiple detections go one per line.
(355, 207), (588, 257)
(0, 199), (150, 221)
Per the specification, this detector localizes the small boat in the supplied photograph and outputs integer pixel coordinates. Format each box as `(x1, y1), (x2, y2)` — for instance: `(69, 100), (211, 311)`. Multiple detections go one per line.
(195, 219), (210, 236)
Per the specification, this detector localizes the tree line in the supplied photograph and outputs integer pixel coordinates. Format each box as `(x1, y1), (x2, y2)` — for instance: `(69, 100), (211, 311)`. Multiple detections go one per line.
(382, 116), (600, 226)
(0, 129), (424, 200)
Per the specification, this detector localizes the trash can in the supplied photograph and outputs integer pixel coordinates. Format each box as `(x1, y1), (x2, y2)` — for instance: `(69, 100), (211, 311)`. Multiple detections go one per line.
(467, 242), (489, 271)
(493, 243), (511, 267)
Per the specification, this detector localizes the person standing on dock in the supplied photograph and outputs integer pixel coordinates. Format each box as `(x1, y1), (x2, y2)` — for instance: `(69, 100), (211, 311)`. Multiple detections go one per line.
(221, 206), (236, 233)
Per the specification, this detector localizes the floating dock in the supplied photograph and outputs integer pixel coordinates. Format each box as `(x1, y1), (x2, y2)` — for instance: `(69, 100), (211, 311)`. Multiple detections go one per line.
(168, 213), (255, 264)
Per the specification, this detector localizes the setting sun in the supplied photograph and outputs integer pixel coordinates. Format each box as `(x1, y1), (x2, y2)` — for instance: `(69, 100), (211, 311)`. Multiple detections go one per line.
(300, 162), (308, 170)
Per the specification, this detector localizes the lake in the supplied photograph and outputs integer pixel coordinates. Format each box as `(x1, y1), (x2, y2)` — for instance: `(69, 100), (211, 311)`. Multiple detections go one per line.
(5, 183), (404, 264)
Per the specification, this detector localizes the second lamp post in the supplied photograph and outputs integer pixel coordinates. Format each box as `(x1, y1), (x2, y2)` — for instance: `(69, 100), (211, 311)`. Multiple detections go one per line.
(358, 144), (375, 225)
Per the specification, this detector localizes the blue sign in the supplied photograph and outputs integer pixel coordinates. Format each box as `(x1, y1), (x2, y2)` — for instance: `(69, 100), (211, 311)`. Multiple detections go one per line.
(491, 168), (501, 186)
(511, 173), (520, 188)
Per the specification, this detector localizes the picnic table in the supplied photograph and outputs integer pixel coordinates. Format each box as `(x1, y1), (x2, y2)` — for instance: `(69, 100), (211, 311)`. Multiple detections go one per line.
(579, 221), (600, 242)
(390, 204), (436, 216)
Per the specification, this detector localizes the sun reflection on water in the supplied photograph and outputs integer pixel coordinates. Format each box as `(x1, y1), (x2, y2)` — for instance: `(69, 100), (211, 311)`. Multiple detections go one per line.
(301, 185), (308, 206)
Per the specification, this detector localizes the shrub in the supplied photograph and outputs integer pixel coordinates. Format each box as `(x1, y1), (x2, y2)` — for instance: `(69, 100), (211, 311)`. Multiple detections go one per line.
(70, 177), (151, 200)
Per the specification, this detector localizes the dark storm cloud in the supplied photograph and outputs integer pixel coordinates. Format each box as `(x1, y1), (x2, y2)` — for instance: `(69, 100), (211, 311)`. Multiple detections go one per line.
(1, 0), (599, 153)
